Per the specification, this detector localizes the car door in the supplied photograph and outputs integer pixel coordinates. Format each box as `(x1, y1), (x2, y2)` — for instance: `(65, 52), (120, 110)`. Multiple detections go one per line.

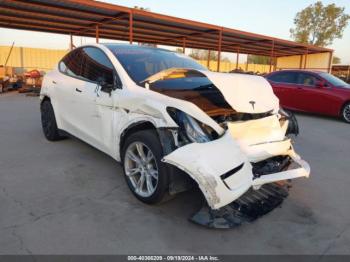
(294, 72), (334, 115)
(72, 46), (117, 154)
(267, 71), (299, 110)
(53, 48), (85, 132)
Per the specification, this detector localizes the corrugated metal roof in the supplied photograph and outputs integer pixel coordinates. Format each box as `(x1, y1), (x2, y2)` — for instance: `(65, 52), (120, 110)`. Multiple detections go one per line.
(0, 0), (333, 57)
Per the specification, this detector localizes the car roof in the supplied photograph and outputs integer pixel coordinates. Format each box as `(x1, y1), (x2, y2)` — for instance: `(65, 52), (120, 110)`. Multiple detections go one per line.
(270, 69), (326, 75)
(101, 43), (172, 53)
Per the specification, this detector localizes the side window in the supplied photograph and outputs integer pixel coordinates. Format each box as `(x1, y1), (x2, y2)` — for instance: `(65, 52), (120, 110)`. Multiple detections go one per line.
(60, 49), (83, 78)
(80, 47), (114, 85)
(297, 73), (317, 87)
(268, 72), (298, 84)
(58, 61), (67, 73)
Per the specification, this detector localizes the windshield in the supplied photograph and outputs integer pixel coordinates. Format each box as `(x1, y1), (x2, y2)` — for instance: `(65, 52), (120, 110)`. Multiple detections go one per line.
(319, 72), (349, 88)
(105, 44), (206, 85)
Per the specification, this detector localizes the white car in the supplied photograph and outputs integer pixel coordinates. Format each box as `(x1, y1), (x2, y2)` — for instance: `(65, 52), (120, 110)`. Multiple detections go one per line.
(40, 44), (310, 227)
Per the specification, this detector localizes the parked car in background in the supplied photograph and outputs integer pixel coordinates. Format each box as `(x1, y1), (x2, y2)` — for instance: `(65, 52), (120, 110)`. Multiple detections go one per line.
(265, 70), (350, 123)
(40, 44), (310, 227)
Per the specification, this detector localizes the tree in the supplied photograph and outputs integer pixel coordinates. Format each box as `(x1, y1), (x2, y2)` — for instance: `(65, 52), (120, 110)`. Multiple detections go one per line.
(188, 49), (233, 63)
(222, 57), (230, 62)
(290, 1), (350, 46)
(133, 6), (150, 11)
(175, 47), (184, 53)
(332, 56), (341, 64)
(247, 55), (270, 65)
(189, 49), (218, 60)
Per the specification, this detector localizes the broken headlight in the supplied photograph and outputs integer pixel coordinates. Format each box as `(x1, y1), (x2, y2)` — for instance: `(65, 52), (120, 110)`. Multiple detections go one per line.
(279, 107), (299, 136)
(279, 107), (290, 117)
(167, 107), (218, 144)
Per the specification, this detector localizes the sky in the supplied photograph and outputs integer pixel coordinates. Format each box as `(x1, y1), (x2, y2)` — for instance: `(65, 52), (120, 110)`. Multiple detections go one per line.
(0, 0), (349, 63)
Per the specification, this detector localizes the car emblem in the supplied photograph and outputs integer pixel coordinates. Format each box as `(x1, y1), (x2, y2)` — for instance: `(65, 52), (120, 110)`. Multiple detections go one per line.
(249, 101), (256, 110)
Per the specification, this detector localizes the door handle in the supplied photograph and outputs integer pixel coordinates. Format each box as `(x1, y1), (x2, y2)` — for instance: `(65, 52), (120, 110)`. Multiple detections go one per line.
(75, 88), (82, 93)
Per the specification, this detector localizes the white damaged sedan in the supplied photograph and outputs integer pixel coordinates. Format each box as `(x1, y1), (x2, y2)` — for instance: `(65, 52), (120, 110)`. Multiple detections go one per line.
(40, 44), (310, 228)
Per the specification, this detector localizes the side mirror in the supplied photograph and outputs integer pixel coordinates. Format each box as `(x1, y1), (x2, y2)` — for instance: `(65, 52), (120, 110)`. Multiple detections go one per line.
(97, 77), (115, 95)
(113, 73), (122, 90)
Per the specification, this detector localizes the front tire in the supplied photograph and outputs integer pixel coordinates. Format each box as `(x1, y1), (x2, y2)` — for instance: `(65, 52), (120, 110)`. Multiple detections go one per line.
(121, 130), (169, 204)
(40, 100), (64, 141)
(341, 103), (350, 124)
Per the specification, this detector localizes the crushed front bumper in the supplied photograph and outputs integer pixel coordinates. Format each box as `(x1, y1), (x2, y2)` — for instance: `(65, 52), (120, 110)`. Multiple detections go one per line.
(163, 129), (310, 210)
(191, 182), (290, 228)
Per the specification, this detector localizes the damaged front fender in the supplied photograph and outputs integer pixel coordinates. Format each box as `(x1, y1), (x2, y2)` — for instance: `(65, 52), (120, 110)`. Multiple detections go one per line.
(162, 129), (310, 210)
(162, 132), (254, 209)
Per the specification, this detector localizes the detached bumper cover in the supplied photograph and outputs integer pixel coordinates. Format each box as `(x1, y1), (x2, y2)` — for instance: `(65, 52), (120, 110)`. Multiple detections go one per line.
(190, 182), (290, 229)
(163, 130), (310, 210)
(163, 132), (253, 209)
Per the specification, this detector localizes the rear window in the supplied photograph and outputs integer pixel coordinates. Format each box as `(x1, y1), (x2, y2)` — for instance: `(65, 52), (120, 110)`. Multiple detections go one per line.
(59, 49), (83, 78)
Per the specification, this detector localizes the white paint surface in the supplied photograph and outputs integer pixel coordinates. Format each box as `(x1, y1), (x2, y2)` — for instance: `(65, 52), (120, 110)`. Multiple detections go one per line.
(41, 44), (310, 210)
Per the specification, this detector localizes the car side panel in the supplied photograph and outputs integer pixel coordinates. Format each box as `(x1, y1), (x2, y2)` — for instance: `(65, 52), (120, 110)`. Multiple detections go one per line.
(327, 88), (350, 116)
(297, 86), (341, 116)
(268, 72), (346, 117)
(44, 70), (78, 131)
(56, 73), (88, 134)
(271, 81), (300, 110)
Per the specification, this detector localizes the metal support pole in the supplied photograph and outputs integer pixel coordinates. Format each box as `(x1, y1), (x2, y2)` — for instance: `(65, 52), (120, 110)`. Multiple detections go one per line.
(207, 50), (211, 69)
(182, 37), (186, 53)
(347, 66), (350, 82)
(95, 24), (99, 43)
(129, 11), (133, 44)
(235, 48), (240, 69)
(299, 55), (303, 69)
(4, 41), (14, 67)
(269, 40), (274, 73)
(327, 51), (333, 73)
(70, 33), (73, 50)
(245, 58), (248, 71)
(304, 48), (308, 69)
(217, 29), (222, 72)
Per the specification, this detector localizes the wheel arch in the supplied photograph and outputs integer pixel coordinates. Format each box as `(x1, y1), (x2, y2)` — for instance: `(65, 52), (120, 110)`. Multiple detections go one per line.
(40, 95), (65, 131)
(341, 100), (350, 114)
(119, 121), (158, 158)
(340, 100), (350, 122)
(40, 95), (51, 105)
(118, 120), (194, 196)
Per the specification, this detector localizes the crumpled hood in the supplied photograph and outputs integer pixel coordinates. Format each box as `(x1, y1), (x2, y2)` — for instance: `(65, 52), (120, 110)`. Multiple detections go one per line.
(199, 70), (279, 113)
(143, 68), (279, 114)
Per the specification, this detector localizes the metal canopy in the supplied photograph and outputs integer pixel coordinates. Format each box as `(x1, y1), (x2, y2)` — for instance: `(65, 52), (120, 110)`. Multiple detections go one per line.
(0, 0), (333, 69)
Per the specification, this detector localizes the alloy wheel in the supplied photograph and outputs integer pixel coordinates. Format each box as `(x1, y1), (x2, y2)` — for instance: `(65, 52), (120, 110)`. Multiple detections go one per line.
(124, 142), (159, 198)
(343, 104), (350, 123)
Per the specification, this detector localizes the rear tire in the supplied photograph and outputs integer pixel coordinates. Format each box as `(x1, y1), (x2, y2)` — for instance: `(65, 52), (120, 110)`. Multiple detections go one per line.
(121, 129), (169, 204)
(341, 103), (350, 124)
(40, 100), (64, 141)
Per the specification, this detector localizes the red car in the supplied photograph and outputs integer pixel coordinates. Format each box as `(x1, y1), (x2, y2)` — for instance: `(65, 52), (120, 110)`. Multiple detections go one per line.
(266, 70), (350, 123)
